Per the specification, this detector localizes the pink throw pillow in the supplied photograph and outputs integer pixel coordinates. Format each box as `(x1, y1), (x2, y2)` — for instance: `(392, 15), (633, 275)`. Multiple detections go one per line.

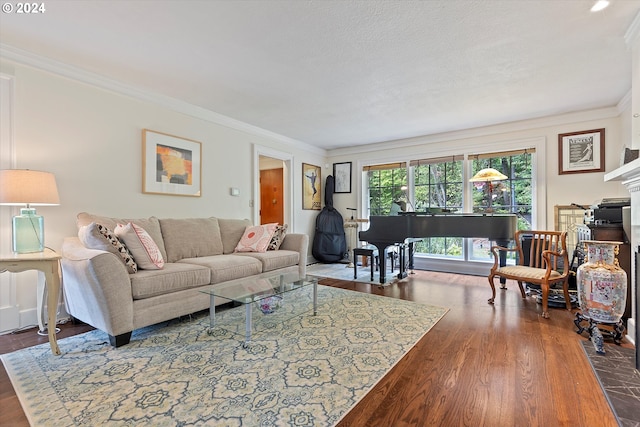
(234, 223), (278, 253)
(115, 222), (165, 269)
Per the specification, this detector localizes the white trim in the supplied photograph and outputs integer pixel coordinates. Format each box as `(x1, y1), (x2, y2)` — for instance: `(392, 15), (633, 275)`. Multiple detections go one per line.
(0, 73), (19, 333)
(253, 145), (294, 230)
(624, 10), (640, 47)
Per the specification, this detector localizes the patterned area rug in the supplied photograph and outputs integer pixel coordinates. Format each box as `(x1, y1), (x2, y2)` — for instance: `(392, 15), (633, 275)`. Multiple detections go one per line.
(2, 284), (447, 426)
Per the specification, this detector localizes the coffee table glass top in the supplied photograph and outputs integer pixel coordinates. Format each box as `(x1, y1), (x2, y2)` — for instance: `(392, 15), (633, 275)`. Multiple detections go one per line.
(201, 271), (320, 345)
(201, 271), (319, 304)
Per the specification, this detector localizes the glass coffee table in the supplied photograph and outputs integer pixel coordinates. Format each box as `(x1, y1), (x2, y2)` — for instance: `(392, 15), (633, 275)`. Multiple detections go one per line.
(201, 271), (318, 345)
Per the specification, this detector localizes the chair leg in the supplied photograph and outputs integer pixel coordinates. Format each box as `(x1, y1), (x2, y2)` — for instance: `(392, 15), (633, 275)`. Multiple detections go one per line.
(488, 274), (496, 304)
(516, 281), (527, 298)
(541, 282), (550, 319)
(562, 279), (572, 311)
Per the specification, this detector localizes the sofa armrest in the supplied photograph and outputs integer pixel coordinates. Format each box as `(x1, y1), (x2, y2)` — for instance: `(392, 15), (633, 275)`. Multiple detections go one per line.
(279, 233), (309, 276)
(60, 237), (134, 337)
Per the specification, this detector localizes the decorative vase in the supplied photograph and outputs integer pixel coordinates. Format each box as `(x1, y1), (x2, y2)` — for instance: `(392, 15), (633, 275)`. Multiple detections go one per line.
(576, 240), (627, 324)
(575, 240), (627, 353)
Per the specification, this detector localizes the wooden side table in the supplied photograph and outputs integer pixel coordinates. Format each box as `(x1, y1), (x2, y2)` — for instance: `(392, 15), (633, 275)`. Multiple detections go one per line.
(0, 248), (62, 355)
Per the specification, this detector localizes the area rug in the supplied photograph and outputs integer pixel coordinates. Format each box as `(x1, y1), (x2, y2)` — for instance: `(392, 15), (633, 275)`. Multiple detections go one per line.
(2, 284), (448, 426)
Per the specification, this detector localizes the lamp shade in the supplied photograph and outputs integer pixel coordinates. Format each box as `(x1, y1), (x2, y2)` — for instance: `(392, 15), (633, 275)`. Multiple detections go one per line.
(469, 168), (507, 182)
(0, 169), (60, 206)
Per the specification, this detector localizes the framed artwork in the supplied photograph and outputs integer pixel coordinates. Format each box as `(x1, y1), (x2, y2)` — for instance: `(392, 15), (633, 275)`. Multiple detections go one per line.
(142, 129), (202, 196)
(302, 163), (321, 210)
(333, 162), (352, 193)
(558, 128), (605, 175)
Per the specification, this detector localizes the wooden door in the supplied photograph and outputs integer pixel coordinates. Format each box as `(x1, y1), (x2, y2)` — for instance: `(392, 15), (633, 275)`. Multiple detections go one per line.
(260, 168), (284, 225)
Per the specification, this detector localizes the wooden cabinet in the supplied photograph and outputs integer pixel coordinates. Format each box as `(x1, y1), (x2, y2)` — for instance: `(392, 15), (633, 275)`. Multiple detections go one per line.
(576, 224), (632, 321)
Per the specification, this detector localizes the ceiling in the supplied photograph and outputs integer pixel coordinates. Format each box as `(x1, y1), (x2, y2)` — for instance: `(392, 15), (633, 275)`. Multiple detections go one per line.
(1, 1), (639, 151)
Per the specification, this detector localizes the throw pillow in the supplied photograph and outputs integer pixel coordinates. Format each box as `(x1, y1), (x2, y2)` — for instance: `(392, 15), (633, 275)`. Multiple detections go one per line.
(115, 222), (165, 269)
(234, 223), (278, 253)
(267, 224), (288, 251)
(78, 222), (138, 274)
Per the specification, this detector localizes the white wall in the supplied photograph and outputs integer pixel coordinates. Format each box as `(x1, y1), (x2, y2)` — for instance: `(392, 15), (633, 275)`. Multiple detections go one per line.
(0, 60), (327, 331)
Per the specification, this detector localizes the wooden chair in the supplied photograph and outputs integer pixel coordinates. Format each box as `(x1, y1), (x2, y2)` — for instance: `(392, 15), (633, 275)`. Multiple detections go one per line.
(488, 230), (571, 318)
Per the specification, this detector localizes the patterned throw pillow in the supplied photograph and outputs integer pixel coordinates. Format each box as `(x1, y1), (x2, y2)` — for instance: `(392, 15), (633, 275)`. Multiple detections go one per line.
(267, 224), (288, 251)
(78, 222), (138, 273)
(115, 222), (165, 269)
(234, 223), (278, 253)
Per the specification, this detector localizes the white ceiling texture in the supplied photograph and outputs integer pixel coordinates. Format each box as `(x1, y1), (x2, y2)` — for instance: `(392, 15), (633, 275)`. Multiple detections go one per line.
(1, 0), (639, 151)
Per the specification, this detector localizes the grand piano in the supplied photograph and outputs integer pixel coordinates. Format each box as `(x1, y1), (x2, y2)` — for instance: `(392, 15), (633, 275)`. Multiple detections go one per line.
(358, 213), (518, 284)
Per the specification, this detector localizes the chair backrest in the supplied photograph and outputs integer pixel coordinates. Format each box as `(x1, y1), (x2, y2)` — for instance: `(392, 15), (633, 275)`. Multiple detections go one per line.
(516, 230), (568, 271)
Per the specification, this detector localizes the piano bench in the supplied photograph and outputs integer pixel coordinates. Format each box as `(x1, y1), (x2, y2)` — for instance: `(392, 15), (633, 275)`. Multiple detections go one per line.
(353, 247), (379, 281)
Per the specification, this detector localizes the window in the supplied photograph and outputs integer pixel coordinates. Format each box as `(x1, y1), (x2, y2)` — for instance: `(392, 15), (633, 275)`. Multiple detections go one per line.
(363, 149), (534, 267)
(411, 156), (464, 257)
(469, 150), (533, 262)
(470, 150), (532, 226)
(364, 163), (407, 216)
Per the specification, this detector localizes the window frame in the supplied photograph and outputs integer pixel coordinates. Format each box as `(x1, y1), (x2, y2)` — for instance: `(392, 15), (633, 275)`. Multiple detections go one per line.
(356, 137), (545, 276)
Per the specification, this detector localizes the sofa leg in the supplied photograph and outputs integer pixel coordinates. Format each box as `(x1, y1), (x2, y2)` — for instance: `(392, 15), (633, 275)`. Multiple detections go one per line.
(109, 332), (132, 347)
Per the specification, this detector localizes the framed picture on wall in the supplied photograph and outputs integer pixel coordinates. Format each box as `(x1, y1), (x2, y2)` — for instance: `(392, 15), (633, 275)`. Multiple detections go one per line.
(142, 129), (202, 196)
(333, 162), (352, 193)
(558, 128), (605, 175)
(302, 163), (321, 210)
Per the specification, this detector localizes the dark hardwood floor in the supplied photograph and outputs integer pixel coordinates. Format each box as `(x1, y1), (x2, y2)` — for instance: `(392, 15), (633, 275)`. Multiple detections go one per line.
(0, 271), (632, 426)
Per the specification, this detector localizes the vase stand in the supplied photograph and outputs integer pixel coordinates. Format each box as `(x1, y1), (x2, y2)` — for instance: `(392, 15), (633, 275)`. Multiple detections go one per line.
(574, 312), (625, 355)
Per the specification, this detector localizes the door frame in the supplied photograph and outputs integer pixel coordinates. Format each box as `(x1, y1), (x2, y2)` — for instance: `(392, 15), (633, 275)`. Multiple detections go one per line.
(0, 73), (20, 333)
(253, 145), (293, 229)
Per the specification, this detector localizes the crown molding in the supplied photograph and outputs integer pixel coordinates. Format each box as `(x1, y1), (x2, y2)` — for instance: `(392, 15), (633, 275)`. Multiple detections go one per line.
(618, 89), (632, 113)
(0, 43), (325, 156)
(625, 10), (640, 47)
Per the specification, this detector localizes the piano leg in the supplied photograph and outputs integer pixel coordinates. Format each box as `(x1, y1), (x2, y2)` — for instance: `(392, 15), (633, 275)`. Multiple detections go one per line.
(397, 242), (414, 280)
(408, 241), (416, 273)
(371, 243), (389, 284)
(397, 243), (408, 280)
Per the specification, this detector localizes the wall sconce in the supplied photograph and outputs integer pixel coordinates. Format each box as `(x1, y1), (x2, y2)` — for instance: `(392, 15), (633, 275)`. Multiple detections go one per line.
(0, 169), (60, 253)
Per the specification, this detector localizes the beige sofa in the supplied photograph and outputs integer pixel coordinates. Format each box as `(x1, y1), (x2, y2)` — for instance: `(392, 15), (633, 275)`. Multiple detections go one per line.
(60, 212), (308, 347)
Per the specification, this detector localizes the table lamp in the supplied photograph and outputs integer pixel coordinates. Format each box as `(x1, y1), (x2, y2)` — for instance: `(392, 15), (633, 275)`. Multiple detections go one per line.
(0, 169), (60, 253)
(469, 168), (507, 213)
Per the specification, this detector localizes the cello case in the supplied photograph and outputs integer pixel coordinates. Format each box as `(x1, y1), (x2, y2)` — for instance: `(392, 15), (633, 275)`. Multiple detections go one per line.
(312, 175), (347, 263)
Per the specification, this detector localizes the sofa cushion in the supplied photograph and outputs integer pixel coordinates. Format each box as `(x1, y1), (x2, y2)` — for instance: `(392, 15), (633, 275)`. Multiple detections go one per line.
(76, 212), (167, 261)
(236, 250), (300, 273)
(234, 223), (278, 253)
(115, 222), (165, 270)
(160, 218), (224, 262)
(129, 263), (211, 300)
(178, 255), (262, 284)
(218, 218), (252, 254)
(78, 222), (138, 273)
